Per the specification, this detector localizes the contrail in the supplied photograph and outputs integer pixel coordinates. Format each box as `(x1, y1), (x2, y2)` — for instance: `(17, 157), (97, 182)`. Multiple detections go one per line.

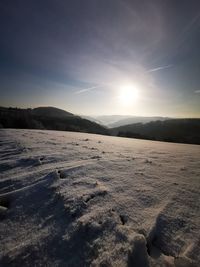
(75, 82), (113, 94)
(147, 64), (173, 73)
(75, 85), (102, 94)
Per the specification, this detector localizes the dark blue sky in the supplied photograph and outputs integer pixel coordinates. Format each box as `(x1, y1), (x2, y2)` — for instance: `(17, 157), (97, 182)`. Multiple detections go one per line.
(0, 0), (200, 116)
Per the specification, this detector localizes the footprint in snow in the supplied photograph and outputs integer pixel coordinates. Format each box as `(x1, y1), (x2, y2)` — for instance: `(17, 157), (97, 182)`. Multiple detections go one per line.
(0, 196), (10, 218)
(91, 156), (101, 160)
(145, 159), (152, 164)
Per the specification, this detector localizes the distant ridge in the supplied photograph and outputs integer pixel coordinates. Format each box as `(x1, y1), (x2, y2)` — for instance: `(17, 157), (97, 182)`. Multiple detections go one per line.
(0, 106), (200, 144)
(0, 106), (108, 135)
(32, 106), (74, 118)
(90, 115), (170, 128)
(110, 119), (200, 145)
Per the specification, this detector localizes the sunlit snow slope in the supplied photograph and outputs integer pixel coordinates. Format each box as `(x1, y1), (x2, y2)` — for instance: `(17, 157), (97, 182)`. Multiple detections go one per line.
(0, 129), (200, 267)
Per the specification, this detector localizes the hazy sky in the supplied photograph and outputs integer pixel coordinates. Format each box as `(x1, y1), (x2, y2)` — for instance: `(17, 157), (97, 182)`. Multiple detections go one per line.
(0, 0), (200, 117)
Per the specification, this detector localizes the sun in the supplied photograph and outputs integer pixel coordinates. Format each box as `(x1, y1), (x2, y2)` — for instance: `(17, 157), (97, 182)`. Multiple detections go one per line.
(118, 85), (139, 106)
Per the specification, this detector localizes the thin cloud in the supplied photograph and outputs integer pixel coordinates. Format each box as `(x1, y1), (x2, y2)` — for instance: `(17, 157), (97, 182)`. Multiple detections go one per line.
(75, 85), (102, 94)
(194, 90), (200, 93)
(74, 82), (113, 94)
(147, 64), (173, 73)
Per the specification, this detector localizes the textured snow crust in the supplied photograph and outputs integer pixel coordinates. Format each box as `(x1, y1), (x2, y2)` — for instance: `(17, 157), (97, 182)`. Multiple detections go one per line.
(0, 129), (200, 267)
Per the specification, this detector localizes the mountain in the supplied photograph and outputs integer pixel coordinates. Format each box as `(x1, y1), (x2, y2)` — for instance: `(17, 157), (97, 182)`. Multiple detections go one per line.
(93, 115), (170, 128)
(94, 115), (132, 126)
(0, 106), (108, 135)
(80, 115), (105, 126)
(111, 119), (200, 145)
(107, 116), (170, 128)
(32, 106), (74, 118)
(1, 106), (200, 145)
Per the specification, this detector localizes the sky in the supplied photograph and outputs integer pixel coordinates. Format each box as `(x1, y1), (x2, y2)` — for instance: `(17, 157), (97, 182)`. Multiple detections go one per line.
(0, 0), (200, 117)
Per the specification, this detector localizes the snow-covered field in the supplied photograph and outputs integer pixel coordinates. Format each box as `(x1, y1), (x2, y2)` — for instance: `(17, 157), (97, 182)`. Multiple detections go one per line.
(0, 129), (199, 267)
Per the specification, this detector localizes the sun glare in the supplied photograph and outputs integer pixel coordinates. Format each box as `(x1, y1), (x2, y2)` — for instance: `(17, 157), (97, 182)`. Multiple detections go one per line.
(118, 85), (139, 106)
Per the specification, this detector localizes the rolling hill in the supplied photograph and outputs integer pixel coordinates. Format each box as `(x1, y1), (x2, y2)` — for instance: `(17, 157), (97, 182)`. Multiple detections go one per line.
(32, 106), (74, 118)
(111, 119), (200, 145)
(1, 106), (200, 145)
(0, 106), (108, 135)
(92, 115), (169, 128)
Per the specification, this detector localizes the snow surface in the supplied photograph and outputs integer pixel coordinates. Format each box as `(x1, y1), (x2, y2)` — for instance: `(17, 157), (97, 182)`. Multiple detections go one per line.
(0, 129), (200, 267)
